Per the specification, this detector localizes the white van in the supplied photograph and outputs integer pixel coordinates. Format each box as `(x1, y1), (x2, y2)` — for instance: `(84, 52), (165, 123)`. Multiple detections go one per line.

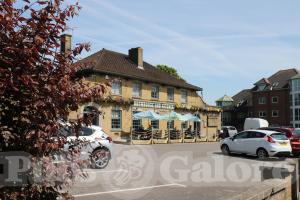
(244, 118), (269, 130)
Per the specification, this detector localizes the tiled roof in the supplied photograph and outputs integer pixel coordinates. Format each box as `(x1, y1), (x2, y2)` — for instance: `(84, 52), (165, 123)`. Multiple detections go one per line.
(290, 73), (300, 80)
(79, 48), (202, 91)
(232, 89), (252, 107)
(253, 68), (298, 90)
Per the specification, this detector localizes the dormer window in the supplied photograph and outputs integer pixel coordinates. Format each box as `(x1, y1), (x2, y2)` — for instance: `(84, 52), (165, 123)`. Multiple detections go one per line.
(257, 84), (266, 91)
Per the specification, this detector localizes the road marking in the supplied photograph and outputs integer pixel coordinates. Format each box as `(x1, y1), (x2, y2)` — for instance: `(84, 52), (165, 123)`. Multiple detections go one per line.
(73, 183), (186, 197)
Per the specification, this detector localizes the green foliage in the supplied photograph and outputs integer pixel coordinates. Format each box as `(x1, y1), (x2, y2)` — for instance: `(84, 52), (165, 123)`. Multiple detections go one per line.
(156, 64), (185, 81)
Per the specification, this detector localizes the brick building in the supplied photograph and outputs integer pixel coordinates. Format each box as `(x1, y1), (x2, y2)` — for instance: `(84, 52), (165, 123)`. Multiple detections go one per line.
(217, 68), (299, 129)
(252, 69), (298, 126)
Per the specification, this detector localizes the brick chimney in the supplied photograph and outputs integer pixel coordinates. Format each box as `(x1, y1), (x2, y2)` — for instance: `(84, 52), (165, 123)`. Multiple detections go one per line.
(128, 47), (143, 69)
(61, 34), (72, 54)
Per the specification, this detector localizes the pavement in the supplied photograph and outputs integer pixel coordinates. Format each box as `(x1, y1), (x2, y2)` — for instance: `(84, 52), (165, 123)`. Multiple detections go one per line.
(70, 142), (295, 200)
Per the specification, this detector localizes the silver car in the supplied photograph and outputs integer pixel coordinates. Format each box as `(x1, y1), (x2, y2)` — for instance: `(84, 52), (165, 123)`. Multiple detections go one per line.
(58, 123), (113, 169)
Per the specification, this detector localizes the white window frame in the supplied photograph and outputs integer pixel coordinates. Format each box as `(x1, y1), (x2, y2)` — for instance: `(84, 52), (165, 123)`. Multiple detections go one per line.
(295, 93), (300, 106)
(111, 108), (122, 130)
(167, 120), (174, 130)
(151, 85), (159, 99)
(258, 97), (266, 104)
(167, 87), (174, 101)
(259, 111), (267, 118)
(181, 90), (188, 103)
(111, 81), (122, 95)
(132, 111), (142, 130)
(151, 120), (159, 129)
(271, 96), (278, 104)
(293, 79), (300, 92)
(272, 110), (279, 118)
(132, 82), (142, 98)
(295, 108), (300, 121)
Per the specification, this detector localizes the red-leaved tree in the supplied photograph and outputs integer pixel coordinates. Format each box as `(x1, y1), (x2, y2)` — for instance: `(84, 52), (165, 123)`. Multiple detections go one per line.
(0, 0), (108, 199)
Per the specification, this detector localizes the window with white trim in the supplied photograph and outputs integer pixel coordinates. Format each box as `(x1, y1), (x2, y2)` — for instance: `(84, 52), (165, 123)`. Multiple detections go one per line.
(111, 108), (122, 129)
(132, 111), (141, 130)
(167, 120), (174, 130)
(151, 85), (159, 99)
(293, 79), (300, 92)
(258, 97), (266, 104)
(111, 81), (121, 95)
(272, 110), (279, 117)
(272, 96), (278, 103)
(295, 93), (300, 106)
(167, 87), (174, 101)
(132, 82), (142, 98)
(151, 120), (159, 129)
(259, 111), (267, 118)
(181, 90), (188, 103)
(295, 108), (300, 121)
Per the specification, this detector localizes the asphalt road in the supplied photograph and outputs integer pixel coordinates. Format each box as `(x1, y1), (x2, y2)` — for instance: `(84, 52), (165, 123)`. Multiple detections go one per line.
(70, 143), (294, 200)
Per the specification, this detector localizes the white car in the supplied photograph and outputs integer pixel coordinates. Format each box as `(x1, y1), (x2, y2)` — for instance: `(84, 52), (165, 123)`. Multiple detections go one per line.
(220, 129), (291, 159)
(58, 124), (113, 169)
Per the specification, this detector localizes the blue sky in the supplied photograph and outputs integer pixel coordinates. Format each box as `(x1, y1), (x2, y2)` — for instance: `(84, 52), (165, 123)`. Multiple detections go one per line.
(69, 0), (300, 105)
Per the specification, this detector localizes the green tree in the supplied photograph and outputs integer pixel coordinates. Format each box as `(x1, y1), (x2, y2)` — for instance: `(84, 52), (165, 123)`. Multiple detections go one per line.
(156, 64), (185, 81)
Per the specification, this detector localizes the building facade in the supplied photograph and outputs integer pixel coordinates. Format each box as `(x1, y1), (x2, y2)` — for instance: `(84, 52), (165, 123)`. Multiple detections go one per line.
(68, 45), (221, 141)
(217, 68), (299, 129)
(252, 69), (298, 127)
(216, 95), (234, 126)
(290, 74), (300, 127)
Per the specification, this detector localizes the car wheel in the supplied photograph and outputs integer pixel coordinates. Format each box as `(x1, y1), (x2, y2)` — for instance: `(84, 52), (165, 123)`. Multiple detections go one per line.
(221, 144), (230, 155)
(91, 148), (110, 169)
(257, 148), (268, 160)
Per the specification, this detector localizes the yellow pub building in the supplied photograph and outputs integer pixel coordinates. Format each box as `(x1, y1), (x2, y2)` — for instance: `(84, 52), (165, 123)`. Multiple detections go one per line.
(66, 36), (221, 143)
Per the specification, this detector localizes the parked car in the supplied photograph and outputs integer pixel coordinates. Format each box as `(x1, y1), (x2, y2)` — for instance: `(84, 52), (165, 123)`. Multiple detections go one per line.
(291, 129), (300, 156)
(219, 126), (238, 139)
(57, 123), (113, 169)
(259, 127), (300, 156)
(244, 118), (269, 130)
(220, 129), (291, 159)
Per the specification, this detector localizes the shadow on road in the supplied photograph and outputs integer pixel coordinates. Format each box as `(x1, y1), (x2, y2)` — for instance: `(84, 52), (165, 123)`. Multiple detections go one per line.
(212, 151), (290, 162)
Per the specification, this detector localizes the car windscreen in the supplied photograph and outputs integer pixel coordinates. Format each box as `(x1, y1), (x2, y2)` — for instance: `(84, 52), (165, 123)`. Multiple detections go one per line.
(79, 127), (95, 136)
(58, 126), (71, 137)
(271, 133), (288, 140)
